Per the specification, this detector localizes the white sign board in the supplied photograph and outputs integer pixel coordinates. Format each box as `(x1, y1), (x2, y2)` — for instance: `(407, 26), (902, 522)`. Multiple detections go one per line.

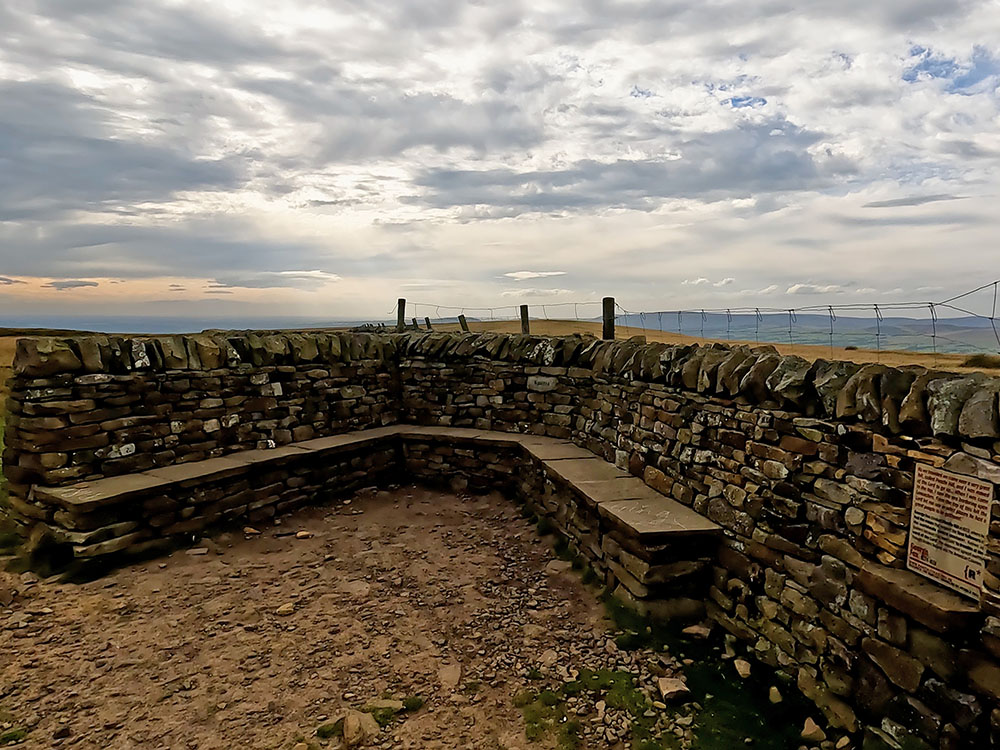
(907, 463), (992, 601)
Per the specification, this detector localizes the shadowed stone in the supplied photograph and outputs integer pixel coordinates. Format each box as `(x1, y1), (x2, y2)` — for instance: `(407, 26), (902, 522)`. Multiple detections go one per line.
(697, 349), (731, 392)
(14, 338), (82, 377)
(837, 364), (887, 422)
(879, 368), (918, 434)
(899, 371), (943, 435)
(739, 353), (781, 401)
(715, 348), (752, 395)
(766, 355), (815, 407)
(813, 360), (860, 417)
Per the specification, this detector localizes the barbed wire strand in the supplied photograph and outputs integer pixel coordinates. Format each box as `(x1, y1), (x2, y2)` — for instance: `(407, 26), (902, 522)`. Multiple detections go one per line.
(391, 279), (1000, 354)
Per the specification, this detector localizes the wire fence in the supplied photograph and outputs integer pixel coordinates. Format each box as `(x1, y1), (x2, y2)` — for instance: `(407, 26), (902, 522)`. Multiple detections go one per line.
(386, 280), (1000, 358)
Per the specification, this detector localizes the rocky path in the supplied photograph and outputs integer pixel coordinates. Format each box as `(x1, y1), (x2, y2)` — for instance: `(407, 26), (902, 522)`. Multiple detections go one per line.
(1, 487), (815, 750)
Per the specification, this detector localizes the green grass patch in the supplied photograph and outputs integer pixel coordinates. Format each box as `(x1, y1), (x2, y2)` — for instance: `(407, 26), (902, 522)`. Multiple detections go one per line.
(516, 668), (680, 749)
(535, 517), (555, 536)
(961, 353), (1000, 369)
(315, 721), (341, 739)
(0, 727), (28, 745)
(401, 695), (424, 712)
(600, 594), (812, 750)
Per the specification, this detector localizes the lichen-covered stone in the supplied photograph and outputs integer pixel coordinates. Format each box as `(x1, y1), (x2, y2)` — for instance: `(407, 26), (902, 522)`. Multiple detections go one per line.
(814, 360), (860, 417)
(958, 384), (1000, 439)
(766, 355), (814, 407)
(928, 375), (987, 437)
(739, 353), (781, 401)
(14, 338), (82, 377)
(836, 364), (888, 422)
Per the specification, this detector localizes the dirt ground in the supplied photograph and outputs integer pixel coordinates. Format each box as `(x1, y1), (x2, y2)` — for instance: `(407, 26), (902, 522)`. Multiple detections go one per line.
(0, 487), (719, 750)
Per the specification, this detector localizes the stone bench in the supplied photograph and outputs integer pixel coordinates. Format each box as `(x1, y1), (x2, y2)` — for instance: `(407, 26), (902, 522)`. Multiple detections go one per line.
(27, 425), (721, 616)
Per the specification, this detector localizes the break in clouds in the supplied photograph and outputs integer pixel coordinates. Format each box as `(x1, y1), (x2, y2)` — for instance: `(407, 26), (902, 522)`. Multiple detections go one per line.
(1, 0), (999, 317)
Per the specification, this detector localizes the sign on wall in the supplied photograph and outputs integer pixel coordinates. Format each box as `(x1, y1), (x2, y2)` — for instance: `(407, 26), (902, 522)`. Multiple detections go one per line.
(907, 464), (992, 601)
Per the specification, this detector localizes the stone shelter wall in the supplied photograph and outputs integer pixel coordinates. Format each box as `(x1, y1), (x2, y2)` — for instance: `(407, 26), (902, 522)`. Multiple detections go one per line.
(6, 330), (1000, 748)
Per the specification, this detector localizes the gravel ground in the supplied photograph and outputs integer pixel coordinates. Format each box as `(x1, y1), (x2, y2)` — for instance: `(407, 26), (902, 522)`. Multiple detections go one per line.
(1, 486), (824, 750)
(0, 486), (712, 750)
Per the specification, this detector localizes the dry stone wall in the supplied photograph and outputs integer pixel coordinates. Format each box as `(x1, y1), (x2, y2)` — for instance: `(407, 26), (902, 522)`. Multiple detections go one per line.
(6, 330), (1000, 748)
(5, 333), (397, 494)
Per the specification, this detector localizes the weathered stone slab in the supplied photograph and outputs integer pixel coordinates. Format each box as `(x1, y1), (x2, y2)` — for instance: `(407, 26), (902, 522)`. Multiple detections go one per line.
(144, 456), (252, 484)
(573, 478), (661, 504)
(33, 474), (172, 512)
(297, 426), (401, 452)
(517, 440), (594, 461)
(599, 496), (722, 538)
(542, 457), (630, 487)
(226, 445), (314, 465)
(855, 561), (982, 634)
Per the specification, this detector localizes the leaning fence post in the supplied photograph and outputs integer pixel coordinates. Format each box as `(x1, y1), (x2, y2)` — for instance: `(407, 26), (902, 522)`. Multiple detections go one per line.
(603, 297), (615, 340)
(458, 314), (470, 332)
(424, 317), (433, 331)
(411, 318), (419, 330)
(520, 305), (530, 334)
(396, 298), (406, 332)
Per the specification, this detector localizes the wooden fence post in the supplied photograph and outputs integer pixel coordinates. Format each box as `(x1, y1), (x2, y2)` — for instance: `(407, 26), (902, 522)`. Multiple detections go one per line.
(411, 318), (419, 330)
(396, 298), (406, 332)
(424, 317), (433, 330)
(603, 297), (615, 340)
(520, 305), (530, 334)
(458, 314), (470, 332)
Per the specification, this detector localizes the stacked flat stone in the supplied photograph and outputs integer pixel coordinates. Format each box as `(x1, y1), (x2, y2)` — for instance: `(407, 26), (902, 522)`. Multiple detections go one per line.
(6, 330), (1000, 749)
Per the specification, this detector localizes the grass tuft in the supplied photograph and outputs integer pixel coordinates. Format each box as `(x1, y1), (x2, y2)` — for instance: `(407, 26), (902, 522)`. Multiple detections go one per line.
(961, 353), (1000, 369)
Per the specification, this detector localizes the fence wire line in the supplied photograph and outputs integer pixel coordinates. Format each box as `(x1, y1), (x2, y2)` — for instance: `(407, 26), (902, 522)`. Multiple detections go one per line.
(388, 281), (1000, 355)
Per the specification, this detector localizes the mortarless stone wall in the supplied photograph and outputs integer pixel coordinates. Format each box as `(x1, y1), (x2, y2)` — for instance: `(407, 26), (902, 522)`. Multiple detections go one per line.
(6, 330), (1000, 749)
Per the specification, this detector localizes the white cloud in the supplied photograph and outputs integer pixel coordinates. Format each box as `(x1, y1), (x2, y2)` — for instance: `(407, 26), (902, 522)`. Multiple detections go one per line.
(499, 288), (574, 298)
(683, 277), (735, 287)
(786, 284), (844, 295)
(503, 271), (567, 281)
(0, 1), (997, 320)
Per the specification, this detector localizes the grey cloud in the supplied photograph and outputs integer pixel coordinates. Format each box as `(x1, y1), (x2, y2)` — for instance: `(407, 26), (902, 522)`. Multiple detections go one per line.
(0, 277), (25, 285)
(210, 271), (342, 290)
(0, 221), (331, 279)
(830, 212), (984, 227)
(44, 280), (99, 291)
(411, 120), (845, 213)
(15, 1), (294, 69)
(0, 80), (245, 221)
(863, 194), (964, 208)
(240, 76), (545, 162)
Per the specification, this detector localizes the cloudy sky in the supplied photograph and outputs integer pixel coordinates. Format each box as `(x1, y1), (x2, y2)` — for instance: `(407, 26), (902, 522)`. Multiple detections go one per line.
(2, 1), (999, 323)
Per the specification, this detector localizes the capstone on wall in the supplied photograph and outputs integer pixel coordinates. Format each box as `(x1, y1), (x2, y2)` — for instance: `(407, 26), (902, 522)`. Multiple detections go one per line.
(6, 330), (1000, 748)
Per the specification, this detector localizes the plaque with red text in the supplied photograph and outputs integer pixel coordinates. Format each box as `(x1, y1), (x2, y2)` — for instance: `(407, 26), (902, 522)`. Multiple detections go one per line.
(907, 463), (992, 601)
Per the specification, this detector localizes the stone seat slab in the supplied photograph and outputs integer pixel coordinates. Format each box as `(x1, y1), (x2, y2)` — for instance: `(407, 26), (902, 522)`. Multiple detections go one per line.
(599, 496), (722, 539)
(33, 474), (173, 513)
(572, 477), (663, 504)
(295, 425), (400, 453)
(223, 444), (314, 466)
(144, 456), (254, 485)
(518, 441), (595, 461)
(396, 426), (526, 448)
(541, 457), (631, 487)
(855, 561), (981, 634)
(29, 424), (722, 544)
